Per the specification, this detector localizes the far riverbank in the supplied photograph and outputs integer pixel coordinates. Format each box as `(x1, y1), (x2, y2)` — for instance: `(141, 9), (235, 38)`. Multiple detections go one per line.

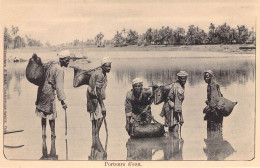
(6, 44), (256, 55)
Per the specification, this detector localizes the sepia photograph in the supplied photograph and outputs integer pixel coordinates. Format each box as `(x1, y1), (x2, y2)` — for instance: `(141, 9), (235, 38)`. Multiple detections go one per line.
(0, 0), (259, 167)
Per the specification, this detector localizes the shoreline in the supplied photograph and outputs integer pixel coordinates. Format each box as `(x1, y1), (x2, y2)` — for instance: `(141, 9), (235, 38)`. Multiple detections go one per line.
(6, 44), (256, 55)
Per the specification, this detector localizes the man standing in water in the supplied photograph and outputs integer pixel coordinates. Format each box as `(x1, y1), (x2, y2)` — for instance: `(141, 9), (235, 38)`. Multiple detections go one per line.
(87, 57), (111, 157)
(160, 71), (188, 138)
(36, 50), (70, 160)
(125, 78), (154, 135)
(203, 70), (236, 160)
(203, 70), (224, 131)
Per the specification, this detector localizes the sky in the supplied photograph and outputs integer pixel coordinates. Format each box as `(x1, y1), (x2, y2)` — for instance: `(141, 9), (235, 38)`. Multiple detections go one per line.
(1, 0), (258, 45)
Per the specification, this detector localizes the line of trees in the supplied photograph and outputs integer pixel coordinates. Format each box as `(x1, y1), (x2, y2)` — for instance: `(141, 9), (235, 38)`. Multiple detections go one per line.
(68, 23), (255, 48)
(111, 23), (255, 47)
(4, 25), (43, 49)
(4, 22), (255, 49)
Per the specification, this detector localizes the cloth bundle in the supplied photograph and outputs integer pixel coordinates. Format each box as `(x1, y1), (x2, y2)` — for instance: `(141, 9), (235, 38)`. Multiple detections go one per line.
(71, 66), (100, 87)
(203, 97), (237, 117)
(130, 122), (165, 138)
(26, 53), (45, 86)
(153, 83), (173, 105)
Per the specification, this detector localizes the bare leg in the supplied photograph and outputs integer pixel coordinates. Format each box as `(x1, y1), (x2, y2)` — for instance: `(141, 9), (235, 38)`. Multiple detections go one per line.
(49, 119), (57, 158)
(95, 136), (107, 160)
(169, 124), (179, 133)
(169, 131), (179, 139)
(168, 126), (173, 133)
(90, 120), (97, 160)
(92, 120), (97, 146)
(41, 118), (47, 157)
(96, 118), (104, 139)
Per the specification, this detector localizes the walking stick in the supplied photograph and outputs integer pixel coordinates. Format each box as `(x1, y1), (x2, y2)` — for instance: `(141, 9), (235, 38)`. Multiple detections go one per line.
(103, 117), (108, 152)
(65, 108), (68, 160)
(179, 124), (182, 140)
(65, 139), (68, 160)
(65, 109), (68, 136)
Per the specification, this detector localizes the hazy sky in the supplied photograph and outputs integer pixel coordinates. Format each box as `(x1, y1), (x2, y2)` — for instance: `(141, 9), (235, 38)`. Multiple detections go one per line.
(1, 0), (257, 45)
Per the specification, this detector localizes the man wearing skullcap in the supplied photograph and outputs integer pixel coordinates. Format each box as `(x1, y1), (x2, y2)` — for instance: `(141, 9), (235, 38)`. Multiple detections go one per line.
(125, 78), (154, 135)
(87, 57), (111, 153)
(160, 71), (188, 137)
(36, 50), (70, 159)
(203, 70), (224, 131)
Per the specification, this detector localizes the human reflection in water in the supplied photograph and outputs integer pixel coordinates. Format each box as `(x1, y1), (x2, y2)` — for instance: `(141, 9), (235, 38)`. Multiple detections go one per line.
(4, 72), (12, 99)
(203, 130), (235, 160)
(126, 132), (183, 161)
(88, 136), (107, 160)
(13, 70), (23, 95)
(126, 137), (160, 160)
(40, 132), (57, 160)
(163, 132), (184, 160)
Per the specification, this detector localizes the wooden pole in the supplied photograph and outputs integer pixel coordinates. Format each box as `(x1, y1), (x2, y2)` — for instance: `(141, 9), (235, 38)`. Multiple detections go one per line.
(65, 109), (68, 160)
(65, 109), (67, 136)
(104, 117), (108, 152)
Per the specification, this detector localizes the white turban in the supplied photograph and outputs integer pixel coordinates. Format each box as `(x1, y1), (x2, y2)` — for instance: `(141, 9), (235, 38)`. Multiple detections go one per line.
(101, 57), (112, 65)
(132, 78), (143, 85)
(177, 71), (188, 77)
(58, 50), (70, 58)
(203, 70), (214, 77)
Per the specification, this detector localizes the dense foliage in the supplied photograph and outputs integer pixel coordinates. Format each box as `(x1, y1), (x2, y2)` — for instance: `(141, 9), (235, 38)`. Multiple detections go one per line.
(112, 23), (255, 47)
(4, 23), (255, 49)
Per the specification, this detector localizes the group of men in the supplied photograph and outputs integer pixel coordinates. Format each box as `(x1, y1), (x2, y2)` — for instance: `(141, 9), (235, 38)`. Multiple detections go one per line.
(35, 50), (223, 159)
(35, 50), (111, 159)
(125, 71), (188, 138)
(125, 70), (224, 137)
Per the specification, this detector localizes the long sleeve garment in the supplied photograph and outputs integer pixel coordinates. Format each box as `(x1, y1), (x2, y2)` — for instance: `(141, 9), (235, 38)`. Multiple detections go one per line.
(160, 81), (185, 127)
(36, 62), (66, 114)
(125, 88), (153, 123)
(86, 67), (107, 113)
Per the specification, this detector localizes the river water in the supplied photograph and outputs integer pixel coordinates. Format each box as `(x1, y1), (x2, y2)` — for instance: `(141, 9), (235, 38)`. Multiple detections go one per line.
(3, 50), (255, 161)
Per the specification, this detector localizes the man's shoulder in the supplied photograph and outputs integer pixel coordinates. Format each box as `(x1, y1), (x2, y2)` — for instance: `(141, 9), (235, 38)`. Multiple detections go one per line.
(53, 62), (61, 68)
(91, 67), (104, 77)
(52, 63), (63, 72)
(126, 90), (134, 99)
(210, 82), (220, 87)
(94, 67), (102, 72)
(172, 82), (180, 88)
(44, 61), (61, 71)
(173, 82), (184, 92)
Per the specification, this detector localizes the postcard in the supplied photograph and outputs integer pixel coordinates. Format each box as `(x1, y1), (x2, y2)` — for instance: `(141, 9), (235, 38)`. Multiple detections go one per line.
(0, 0), (259, 167)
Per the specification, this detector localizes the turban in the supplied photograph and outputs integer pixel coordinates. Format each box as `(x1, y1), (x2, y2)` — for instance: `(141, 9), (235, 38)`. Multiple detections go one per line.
(101, 57), (112, 65)
(132, 78), (143, 85)
(57, 50), (70, 58)
(177, 71), (188, 77)
(203, 70), (214, 77)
